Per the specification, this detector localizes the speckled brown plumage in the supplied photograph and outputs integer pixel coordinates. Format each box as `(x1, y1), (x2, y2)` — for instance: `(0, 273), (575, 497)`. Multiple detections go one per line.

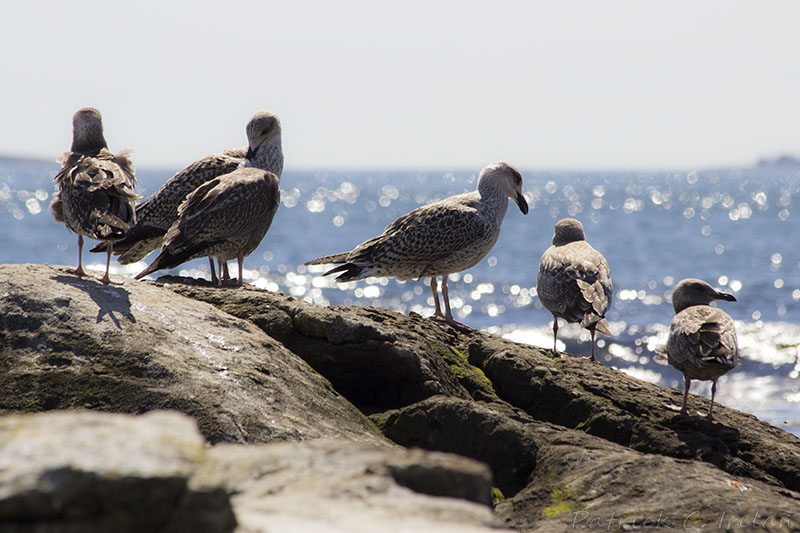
(134, 167), (280, 285)
(664, 278), (738, 420)
(95, 110), (283, 273)
(51, 108), (138, 284)
(537, 218), (612, 361)
(306, 162), (528, 328)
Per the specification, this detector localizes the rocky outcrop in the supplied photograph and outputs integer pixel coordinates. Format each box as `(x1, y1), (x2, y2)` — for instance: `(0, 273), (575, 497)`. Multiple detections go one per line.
(164, 281), (477, 412)
(165, 278), (800, 493)
(1, 264), (799, 531)
(163, 276), (800, 530)
(0, 410), (500, 533)
(0, 264), (383, 445)
(378, 396), (800, 532)
(469, 336), (800, 492)
(0, 410), (228, 533)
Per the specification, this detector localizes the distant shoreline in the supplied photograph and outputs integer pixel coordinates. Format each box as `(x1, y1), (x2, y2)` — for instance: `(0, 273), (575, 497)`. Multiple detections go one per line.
(3, 153), (800, 173)
(0, 154), (57, 167)
(756, 154), (800, 168)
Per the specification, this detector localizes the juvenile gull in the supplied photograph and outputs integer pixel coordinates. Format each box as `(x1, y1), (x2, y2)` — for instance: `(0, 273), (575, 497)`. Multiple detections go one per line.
(305, 162), (528, 328)
(93, 110), (283, 283)
(662, 278), (738, 420)
(134, 167), (280, 286)
(51, 107), (138, 284)
(537, 218), (612, 361)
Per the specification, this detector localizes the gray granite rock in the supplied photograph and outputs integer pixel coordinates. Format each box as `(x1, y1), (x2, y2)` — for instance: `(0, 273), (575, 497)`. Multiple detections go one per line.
(192, 439), (500, 533)
(376, 396), (800, 531)
(0, 410), (230, 533)
(0, 409), (502, 533)
(0, 264), (384, 446)
(162, 277), (800, 494)
(2, 264), (800, 532)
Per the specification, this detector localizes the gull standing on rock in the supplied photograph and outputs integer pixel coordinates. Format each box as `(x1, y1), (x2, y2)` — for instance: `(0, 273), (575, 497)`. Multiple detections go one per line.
(661, 278), (738, 421)
(537, 218), (612, 361)
(305, 162), (528, 329)
(92, 110), (283, 283)
(134, 167), (280, 286)
(51, 108), (138, 284)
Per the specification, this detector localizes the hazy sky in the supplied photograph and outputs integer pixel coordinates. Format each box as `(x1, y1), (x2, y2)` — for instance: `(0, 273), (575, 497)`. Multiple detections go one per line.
(2, 1), (799, 170)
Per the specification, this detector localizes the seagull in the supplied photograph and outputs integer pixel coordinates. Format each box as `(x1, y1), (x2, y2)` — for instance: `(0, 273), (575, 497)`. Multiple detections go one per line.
(662, 278), (738, 420)
(305, 162), (528, 328)
(537, 218), (612, 361)
(134, 167), (280, 286)
(51, 107), (138, 284)
(92, 110), (282, 284)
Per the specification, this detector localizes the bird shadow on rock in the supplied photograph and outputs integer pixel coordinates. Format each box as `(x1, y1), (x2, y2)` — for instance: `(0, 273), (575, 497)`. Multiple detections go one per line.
(151, 274), (264, 291)
(670, 412), (741, 444)
(153, 274), (219, 287)
(52, 274), (136, 329)
(668, 413), (751, 475)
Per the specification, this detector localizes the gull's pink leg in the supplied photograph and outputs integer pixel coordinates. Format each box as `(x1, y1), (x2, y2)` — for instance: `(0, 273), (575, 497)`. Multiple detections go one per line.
(73, 235), (86, 277)
(430, 277), (443, 318)
(99, 244), (112, 284)
(441, 276), (471, 331)
(209, 257), (218, 285)
(708, 380), (718, 421)
(552, 315), (558, 352)
(681, 375), (691, 416)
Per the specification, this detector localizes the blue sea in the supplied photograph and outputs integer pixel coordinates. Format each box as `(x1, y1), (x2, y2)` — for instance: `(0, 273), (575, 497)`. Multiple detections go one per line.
(1, 157), (798, 435)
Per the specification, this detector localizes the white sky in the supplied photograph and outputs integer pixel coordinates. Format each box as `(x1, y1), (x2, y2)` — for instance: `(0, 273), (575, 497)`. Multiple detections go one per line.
(2, 1), (799, 170)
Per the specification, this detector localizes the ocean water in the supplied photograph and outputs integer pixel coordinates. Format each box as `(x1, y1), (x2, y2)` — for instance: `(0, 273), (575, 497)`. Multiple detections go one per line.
(1, 157), (798, 435)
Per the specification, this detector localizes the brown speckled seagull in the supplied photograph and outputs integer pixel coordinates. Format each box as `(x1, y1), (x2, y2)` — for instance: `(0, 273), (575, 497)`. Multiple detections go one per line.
(134, 167), (279, 286)
(663, 278), (738, 420)
(92, 110), (283, 284)
(537, 218), (612, 361)
(305, 162), (528, 329)
(51, 107), (138, 284)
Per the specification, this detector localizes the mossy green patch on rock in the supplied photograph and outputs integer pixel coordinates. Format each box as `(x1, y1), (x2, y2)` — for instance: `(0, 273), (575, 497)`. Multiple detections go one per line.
(684, 514), (705, 528)
(490, 487), (505, 505)
(429, 341), (496, 400)
(541, 485), (584, 519)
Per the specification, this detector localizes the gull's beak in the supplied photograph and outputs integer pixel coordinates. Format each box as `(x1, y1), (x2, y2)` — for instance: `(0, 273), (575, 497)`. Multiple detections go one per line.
(716, 291), (737, 302)
(515, 192), (529, 215)
(245, 146), (255, 159)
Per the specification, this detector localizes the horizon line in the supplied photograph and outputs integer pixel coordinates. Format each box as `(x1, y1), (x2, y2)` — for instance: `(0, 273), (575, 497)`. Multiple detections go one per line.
(1, 152), (796, 175)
